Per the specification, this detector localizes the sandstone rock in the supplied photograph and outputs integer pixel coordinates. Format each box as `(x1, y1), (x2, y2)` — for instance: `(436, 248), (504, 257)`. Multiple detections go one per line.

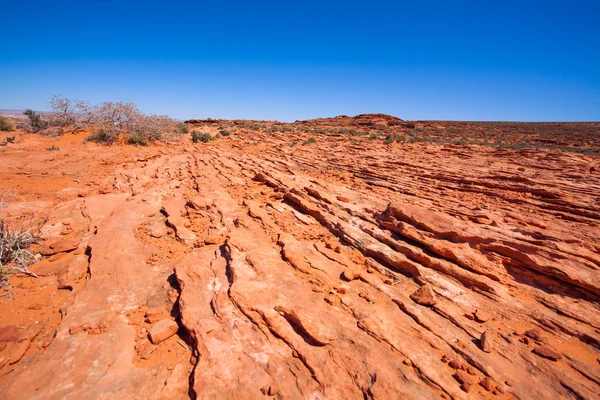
(480, 377), (496, 392)
(342, 269), (360, 281)
(525, 328), (545, 342)
(454, 370), (476, 385)
(9, 339), (31, 364)
(0, 325), (19, 342)
(409, 284), (437, 306)
(149, 319), (179, 345)
(533, 345), (563, 361)
(474, 309), (491, 323)
(480, 330), (494, 353)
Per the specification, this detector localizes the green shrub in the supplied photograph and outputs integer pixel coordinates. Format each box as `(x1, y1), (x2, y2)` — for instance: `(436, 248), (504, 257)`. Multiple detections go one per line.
(0, 136), (15, 146)
(87, 128), (115, 144)
(192, 130), (214, 143)
(384, 133), (407, 145)
(0, 117), (14, 132)
(127, 132), (148, 146)
(369, 132), (378, 139)
(176, 123), (189, 134)
(219, 129), (231, 136)
(23, 109), (49, 132)
(303, 137), (317, 145)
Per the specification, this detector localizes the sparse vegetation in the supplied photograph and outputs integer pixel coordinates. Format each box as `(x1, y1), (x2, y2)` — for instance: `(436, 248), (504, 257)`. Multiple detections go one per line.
(192, 130), (215, 143)
(0, 190), (37, 285)
(0, 117), (14, 132)
(23, 109), (49, 133)
(219, 129), (231, 137)
(176, 123), (189, 134)
(24, 96), (180, 144)
(87, 128), (113, 144)
(0, 135), (16, 146)
(303, 137), (317, 145)
(127, 132), (148, 146)
(384, 133), (407, 144)
(45, 145), (60, 151)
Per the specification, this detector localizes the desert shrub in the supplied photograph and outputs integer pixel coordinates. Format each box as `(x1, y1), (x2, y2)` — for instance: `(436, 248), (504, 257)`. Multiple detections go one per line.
(127, 132), (148, 146)
(176, 123), (189, 134)
(219, 129), (231, 136)
(45, 145), (60, 151)
(23, 109), (49, 132)
(384, 134), (407, 144)
(191, 130), (214, 143)
(369, 132), (378, 139)
(0, 136), (15, 146)
(303, 137), (317, 145)
(87, 128), (116, 144)
(0, 117), (14, 132)
(30, 96), (179, 143)
(0, 191), (37, 284)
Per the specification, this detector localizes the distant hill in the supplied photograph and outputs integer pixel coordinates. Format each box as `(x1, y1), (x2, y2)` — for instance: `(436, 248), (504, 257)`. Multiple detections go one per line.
(296, 113), (408, 128)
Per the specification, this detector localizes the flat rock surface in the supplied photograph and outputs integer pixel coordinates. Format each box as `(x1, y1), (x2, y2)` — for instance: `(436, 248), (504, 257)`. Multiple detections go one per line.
(0, 122), (599, 399)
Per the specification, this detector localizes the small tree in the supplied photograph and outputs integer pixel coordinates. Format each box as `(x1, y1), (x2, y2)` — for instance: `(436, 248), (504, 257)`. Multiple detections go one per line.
(23, 109), (48, 132)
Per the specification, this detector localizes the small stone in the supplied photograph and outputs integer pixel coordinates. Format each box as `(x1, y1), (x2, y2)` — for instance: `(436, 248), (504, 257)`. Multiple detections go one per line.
(342, 270), (360, 281)
(69, 325), (83, 335)
(525, 328), (544, 342)
(9, 340), (31, 364)
(533, 345), (562, 361)
(466, 366), (476, 375)
(454, 370), (476, 385)
(268, 384), (280, 396)
(149, 319), (179, 345)
(480, 330), (494, 353)
(0, 325), (19, 343)
(460, 383), (472, 393)
(505, 380), (513, 387)
(410, 284), (437, 306)
(448, 359), (465, 370)
(336, 195), (350, 203)
(403, 358), (412, 366)
(474, 309), (491, 323)
(204, 235), (223, 245)
(480, 377), (496, 392)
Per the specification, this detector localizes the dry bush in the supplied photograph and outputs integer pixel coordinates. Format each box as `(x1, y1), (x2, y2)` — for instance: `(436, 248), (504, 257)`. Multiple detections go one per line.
(26, 96), (179, 144)
(0, 117), (15, 132)
(0, 189), (37, 285)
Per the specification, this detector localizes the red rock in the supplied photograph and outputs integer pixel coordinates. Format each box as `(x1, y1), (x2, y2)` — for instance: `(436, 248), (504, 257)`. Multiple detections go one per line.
(525, 328), (545, 342)
(454, 370), (476, 385)
(0, 325), (19, 342)
(448, 359), (465, 370)
(480, 377), (496, 392)
(342, 269), (360, 281)
(149, 319), (178, 344)
(474, 309), (492, 323)
(410, 284), (437, 306)
(9, 340), (31, 364)
(480, 330), (494, 353)
(533, 345), (563, 361)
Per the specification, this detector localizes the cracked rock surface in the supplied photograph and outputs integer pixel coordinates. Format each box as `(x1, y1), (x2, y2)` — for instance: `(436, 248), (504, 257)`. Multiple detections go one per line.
(0, 123), (599, 399)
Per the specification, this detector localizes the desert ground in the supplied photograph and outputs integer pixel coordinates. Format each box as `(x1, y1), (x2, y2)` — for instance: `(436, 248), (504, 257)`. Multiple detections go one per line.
(0, 115), (599, 399)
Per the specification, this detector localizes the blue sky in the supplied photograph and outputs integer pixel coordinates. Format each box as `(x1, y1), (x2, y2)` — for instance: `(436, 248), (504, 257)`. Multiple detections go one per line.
(1, 0), (599, 121)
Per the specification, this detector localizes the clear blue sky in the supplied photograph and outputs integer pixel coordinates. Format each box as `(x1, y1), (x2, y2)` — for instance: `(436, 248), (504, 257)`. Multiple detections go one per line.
(1, 0), (599, 121)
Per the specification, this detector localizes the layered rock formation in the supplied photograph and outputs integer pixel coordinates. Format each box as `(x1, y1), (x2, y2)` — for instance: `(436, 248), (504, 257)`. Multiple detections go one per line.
(0, 122), (599, 399)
